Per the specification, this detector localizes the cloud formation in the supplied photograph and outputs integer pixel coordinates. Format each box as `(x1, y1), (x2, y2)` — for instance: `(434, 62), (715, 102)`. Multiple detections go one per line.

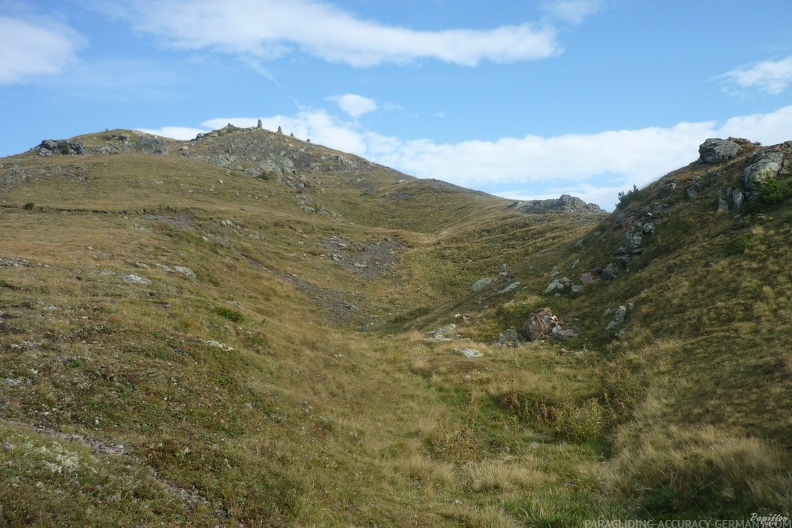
(718, 55), (792, 95)
(328, 94), (377, 118)
(105, 0), (561, 67)
(0, 16), (84, 85)
(541, 0), (603, 24)
(141, 105), (792, 210)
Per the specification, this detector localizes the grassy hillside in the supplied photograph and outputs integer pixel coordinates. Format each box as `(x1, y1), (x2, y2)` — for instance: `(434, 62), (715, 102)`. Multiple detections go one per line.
(1, 130), (790, 525)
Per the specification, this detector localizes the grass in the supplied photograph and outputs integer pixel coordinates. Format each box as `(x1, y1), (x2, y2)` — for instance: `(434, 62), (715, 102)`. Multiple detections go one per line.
(1, 129), (791, 524)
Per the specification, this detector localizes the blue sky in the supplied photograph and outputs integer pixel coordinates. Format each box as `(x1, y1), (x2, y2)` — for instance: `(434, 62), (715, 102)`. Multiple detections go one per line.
(2, 0), (792, 210)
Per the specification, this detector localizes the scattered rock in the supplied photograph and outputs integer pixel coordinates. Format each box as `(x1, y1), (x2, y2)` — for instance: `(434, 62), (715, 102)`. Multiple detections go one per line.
(571, 284), (584, 293)
(519, 308), (577, 342)
(122, 274), (152, 285)
(497, 329), (522, 347)
(698, 138), (740, 164)
(602, 263), (619, 280)
(544, 277), (569, 294)
(173, 266), (195, 278)
(429, 324), (456, 341)
(579, 272), (596, 284)
(500, 282), (520, 294)
(642, 222), (655, 235)
(617, 228), (643, 255)
(606, 305), (628, 329)
(471, 277), (494, 292)
(686, 182), (702, 199)
(455, 348), (483, 358)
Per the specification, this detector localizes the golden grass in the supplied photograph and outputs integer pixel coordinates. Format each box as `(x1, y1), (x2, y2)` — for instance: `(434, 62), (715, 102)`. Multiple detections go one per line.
(2, 131), (791, 524)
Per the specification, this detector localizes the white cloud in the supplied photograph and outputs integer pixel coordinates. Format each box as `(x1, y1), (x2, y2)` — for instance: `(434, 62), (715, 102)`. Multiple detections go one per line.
(718, 55), (792, 95)
(104, 0), (561, 67)
(0, 16), (85, 85)
(328, 94), (378, 118)
(541, 0), (603, 24)
(144, 105), (792, 211)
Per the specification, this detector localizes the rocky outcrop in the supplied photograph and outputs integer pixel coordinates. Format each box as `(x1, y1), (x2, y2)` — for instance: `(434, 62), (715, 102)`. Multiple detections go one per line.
(699, 138), (740, 164)
(743, 151), (784, 200)
(519, 308), (578, 341)
(510, 194), (605, 215)
(36, 139), (85, 156)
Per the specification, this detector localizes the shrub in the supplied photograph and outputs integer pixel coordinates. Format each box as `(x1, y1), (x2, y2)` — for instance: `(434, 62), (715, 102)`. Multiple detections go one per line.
(759, 177), (792, 204)
(616, 185), (645, 209)
(213, 306), (244, 322)
(23, 202), (34, 210)
(724, 232), (753, 256)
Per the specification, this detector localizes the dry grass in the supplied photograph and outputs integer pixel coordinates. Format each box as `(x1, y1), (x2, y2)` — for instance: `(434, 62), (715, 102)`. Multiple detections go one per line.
(2, 131), (791, 524)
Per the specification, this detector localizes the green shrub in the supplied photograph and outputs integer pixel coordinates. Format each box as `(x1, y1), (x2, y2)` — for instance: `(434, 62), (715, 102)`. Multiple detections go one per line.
(759, 177), (792, 204)
(616, 185), (645, 209)
(23, 202), (34, 210)
(213, 306), (244, 322)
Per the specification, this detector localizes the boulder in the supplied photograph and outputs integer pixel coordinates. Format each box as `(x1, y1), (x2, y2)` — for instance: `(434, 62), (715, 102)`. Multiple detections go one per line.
(519, 308), (576, 342)
(717, 189), (729, 212)
(743, 151), (783, 198)
(606, 305), (628, 329)
(455, 348), (483, 358)
(602, 262), (619, 280)
(471, 277), (493, 292)
(686, 182), (702, 199)
(544, 277), (569, 294)
(698, 138), (740, 164)
(132, 136), (168, 155)
(617, 228), (642, 255)
(497, 329), (522, 347)
(429, 324), (455, 341)
(732, 189), (744, 209)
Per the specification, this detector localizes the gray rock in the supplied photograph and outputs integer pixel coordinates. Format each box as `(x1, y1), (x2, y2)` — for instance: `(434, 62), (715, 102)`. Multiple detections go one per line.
(602, 262), (619, 280)
(455, 348), (483, 358)
(257, 119), (263, 129)
(132, 136), (168, 155)
(122, 274), (152, 285)
(717, 189), (729, 212)
(642, 222), (655, 235)
(743, 152), (783, 197)
(571, 284), (584, 293)
(519, 308), (577, 342)
(471, 277), (494, 292)
(497, 329), (522, 347)
(579, 272), (596, 284)
(500, 282), (520, 294)
(617, 228), (642, 255)
(552, 327), (579, 340)
(430, 324), (456, 341)
(698, 138), (740, 164)
(544, 277), (570, 294)
(513, 194), (606, 215)
(686, 182), (702, 199)
(732, 188), (744, 209)
(173, 266), (195, 278)
(606, 305), (628, 329)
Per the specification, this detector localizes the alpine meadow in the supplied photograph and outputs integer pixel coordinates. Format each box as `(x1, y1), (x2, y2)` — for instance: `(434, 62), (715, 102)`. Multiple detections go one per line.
(1, 126), (791, 526)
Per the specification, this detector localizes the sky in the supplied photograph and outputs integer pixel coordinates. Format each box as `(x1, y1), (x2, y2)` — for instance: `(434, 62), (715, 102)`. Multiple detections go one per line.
(2, 1), (792, 210)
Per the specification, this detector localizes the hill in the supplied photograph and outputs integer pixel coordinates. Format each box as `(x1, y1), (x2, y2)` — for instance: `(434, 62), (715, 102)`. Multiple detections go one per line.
(0, 128), (789, 525)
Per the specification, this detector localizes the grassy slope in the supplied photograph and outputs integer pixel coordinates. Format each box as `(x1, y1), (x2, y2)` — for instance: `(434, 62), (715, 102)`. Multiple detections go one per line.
(1, 131), (790, 525)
